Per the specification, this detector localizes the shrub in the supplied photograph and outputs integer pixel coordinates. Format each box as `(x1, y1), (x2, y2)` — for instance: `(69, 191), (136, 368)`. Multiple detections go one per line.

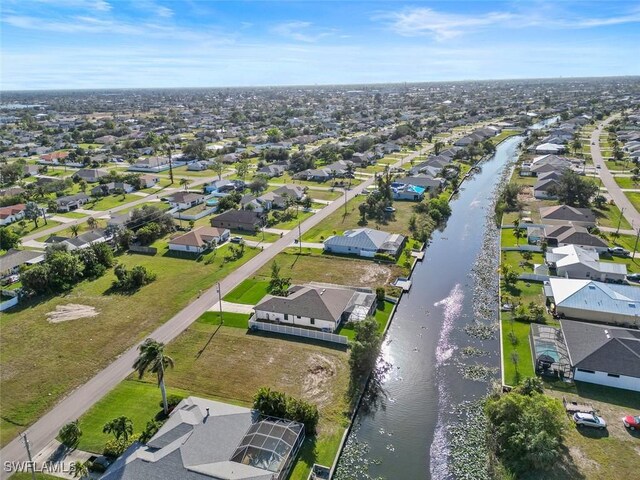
(375, 287), (386, 302)
(139, 420), (164, 444)
(103, 435), (139, 458)
(59, 420), (82, 448)
(111, 264), (156, 292)
(160, 394), (184, 412)
(253, 387), (319, 434)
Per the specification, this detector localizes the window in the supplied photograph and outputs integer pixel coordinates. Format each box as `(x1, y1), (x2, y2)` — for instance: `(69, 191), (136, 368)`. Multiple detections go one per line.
(607, 373), (620, 378)
(310, 318), (315, 325)
(284, 314), (289, 320)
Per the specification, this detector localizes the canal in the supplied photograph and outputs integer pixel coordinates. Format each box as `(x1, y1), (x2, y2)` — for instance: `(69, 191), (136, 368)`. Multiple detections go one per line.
(335, 133), (528, 479)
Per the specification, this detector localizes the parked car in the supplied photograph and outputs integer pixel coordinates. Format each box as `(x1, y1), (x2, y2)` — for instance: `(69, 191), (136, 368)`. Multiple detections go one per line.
(230, 236), (244, 243)
(627, 273), (640, 283)
(384, 206), (396, 213)
(622, 414), (640, 430)
(608, 246), (630, 257)
(573, 412), (607, 429)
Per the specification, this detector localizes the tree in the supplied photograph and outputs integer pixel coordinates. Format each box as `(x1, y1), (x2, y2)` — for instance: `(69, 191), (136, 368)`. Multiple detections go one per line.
(434, 140), (444, 156)
(572, 138), (583, 156)
(103, 416), (133, 442)
(501, 264), (519, 289)
(269, 261), (291, 296)
(86, 216), (98, 229)
(183, 140), (207, 160)
(112, 263), (156, 291)
(210, 161), (224, 180)
(253, 387), (319, 434)
(485, 390), (565, 474)
(133, 338), (175, 415)
(266, 127), (283, 143)
(593, 194), (607, 209)
(72, 461), (89, 479)
(548, 170), (598, 207)
(0, 227), (20, 250)
(59, 420), (82, 448)
(249, 176), (268, 195)
(24, 201), (41, 228)
(179, 178), (190, 191)
(69, 224), (80, 237)
(235, 160), (249, 181)
(497, 183), (523, 213)
(349, 316), (382, 379)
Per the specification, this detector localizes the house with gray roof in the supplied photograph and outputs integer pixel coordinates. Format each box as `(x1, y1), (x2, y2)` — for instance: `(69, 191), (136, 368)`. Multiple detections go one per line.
(544, 277), (640, 327)
(100, 396), (304, 480)
(540, 245), (627, 282)
(542, 224), (608, 252)
(254, 283), (376, 332)
(56, 193), (90, 212)
(560, 319), (640, 391)
(540, 205), (596, 228)
(323, 228), (406, 258)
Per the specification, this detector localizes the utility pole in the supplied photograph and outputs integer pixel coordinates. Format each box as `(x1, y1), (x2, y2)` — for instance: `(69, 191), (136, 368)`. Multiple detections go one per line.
(344, 187), (348, 216)
(216, 282), (223, 325)
(298, 221), (302, 254)
(633, 223), (640, 258)
(616, 207), (625, 236)
(21, 432), (36, 480)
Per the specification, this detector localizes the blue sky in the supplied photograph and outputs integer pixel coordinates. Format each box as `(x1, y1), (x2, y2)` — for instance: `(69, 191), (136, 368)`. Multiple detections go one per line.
(2, 0), (640, 90)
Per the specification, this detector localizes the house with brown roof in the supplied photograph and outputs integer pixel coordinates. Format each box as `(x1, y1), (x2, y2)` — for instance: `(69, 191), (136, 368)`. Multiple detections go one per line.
(540, 205), (596, 228)
(211, 209), (265, 232)
(0, 204), (26, 226)
(168, 227), (230, 254)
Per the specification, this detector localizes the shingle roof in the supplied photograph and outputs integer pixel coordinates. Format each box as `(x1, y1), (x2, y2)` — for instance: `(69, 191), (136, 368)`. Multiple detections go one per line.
(0, 249), (44, 272)
(324, 228), (404, 253)
(560, 319), (640, 378)
(540, 205), (596, 224)
(548, 278), (640, 315)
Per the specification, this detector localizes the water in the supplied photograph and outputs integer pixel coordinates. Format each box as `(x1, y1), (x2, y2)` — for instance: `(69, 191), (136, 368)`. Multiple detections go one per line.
(335, 134), (529, 479)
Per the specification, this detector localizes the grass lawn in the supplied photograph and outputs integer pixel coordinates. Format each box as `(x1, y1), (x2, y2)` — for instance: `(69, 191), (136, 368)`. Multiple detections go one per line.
(302, 196), (416, 242)
(154, 324), (351, 480)
(74, 380), (199, 453)
(0, 244), (260, 447)
(501, 250), (543, 274)
(12, 474), (62, 480)
(254, 249), (407, 294)
(490, 129), (522, 145)
(10, 220), (62, 238)
(613, 176), (640, 190)
(500, 227), (530, 247)
(223, 278), (271, 305)
(38, 221), (108, 241)
(196, 311), (251, 329)
(594, 203), (632, 230)
(55, 211), (87, 219)
(500, 316), (535, 386)
(269, 209), (316, 230)
(89, 194), (140, 211)
(307, 189), (343, 201)
(624, 192), (640, 213)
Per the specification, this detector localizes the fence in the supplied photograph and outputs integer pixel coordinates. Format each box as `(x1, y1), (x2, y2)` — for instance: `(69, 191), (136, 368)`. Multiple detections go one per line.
(501, 245), (542, 252)
(518, 273), (549, 282)
(129, 245), (158, 255)
(248, 318), (349, 345)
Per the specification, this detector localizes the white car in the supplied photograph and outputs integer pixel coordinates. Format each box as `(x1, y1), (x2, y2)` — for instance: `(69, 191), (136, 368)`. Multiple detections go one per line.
(573, 412), (607, 429)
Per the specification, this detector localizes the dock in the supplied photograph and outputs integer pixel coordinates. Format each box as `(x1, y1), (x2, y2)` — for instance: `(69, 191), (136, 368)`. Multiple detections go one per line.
(393, 277), (412, 291)
(410, 250), (425, 260)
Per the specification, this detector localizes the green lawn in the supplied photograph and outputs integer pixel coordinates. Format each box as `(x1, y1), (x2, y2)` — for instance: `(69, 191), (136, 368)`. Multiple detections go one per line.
(613, 176), (640, 190)
(501, 250), (543, 274)
(269, 209), (315, 230)
(196, 311), (251, 329)
(74, 380), (198, 453)
(501, 317), (535, 386)
(500, 227), (530, 247)
(624, 192), (640, 213)
(89, 194), (140, 211)
(307, 189), (343, 201)
(302, 196), (416, 242)
(0, 243), (260, 447)
(336, 301), (394, 340)
(490, 129), (522, 145)
(10, 220), (62, 238)
(594, 204), (632, 230)
(55, 211), (87, 219)
(223, 278), (271, 305)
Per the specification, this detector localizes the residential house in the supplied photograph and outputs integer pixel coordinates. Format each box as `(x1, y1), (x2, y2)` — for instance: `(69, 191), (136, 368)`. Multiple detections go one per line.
(540, 205), (596, 228)
(128, 156), (171, 173)
(391, 183), (425, 201)
(395, 175), (444, 193)
(533, 171), (563, 199)
(324, 228), (406, 258)
(0, 204), (25, 226)
(139, 174), (160, 188)
(542, 245), (627, 282)
(167, 192), (206, 210)
(168, 227), (230, 253)
(542, 224), (608, 252)
(73, 168), (109, 183)
(560, 319), (640, 391)
(254, 283), (376, 332)
(45, 229), (109, 250)
(0, 249), (44, 277)
(350, 152), (375, 167)
(256, 164), (286, 177)
(100, 397), (304, 480)
(91, 182), (135, 197)
(543, 277), (640, 327)
(204, 179), (235, 194)
(535, 143), (566, 154)
(56, 193), (90, 212)
(211, 209), (264, 232)
(187, 160), (213, 171)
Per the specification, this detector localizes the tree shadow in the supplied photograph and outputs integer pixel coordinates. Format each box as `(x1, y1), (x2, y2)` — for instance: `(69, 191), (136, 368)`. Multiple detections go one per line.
(574, 426), (609, 439)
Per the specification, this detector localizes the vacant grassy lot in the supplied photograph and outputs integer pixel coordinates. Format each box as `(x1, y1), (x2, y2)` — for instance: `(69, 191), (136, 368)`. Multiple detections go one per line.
(302, 196), (415, 242)
(223, 278), (271, 305)
(89, 194), (140, 211)
(254, 249), (407, 293)
(501, 250), (543, 274)
(10, 220), (62, 238)
(490, 129), (522, 145)
(197, 311), (250, 329)
(269, 209), (315, 230)
(307, 189), (343, 201)
(0, 244), (260, 446)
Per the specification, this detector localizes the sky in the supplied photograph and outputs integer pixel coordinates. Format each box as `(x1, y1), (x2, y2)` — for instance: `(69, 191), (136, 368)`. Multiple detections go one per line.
(2, 0), (640, 91)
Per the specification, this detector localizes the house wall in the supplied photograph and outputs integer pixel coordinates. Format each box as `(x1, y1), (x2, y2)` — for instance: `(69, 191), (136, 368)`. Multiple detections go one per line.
(534, 189), (555, 199)
(557, 305), (640, 328)
(558, 242), (608, 254)
(573, 369), (640, 391)
(168, 243), (204, 254)
(324, 244), (375, 257)
(255, 309), (337, 332)
(211, 219), (258, 232)
(0, 212), (24, 225)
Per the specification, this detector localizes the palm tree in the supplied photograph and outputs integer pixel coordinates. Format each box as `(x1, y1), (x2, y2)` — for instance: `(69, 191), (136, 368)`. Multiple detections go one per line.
(179, 178), (190, 191)
(69, 224), (80, 237)
(102, 416), (133, 442)
(159, 134), (174, 185)
(72, 461), (89, 479)
(434, 140), (444, 156)
(133, 338), (175, 415)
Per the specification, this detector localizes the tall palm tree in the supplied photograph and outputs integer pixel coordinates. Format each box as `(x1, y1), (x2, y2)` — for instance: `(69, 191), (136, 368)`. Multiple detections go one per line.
(86, 217), (97, 230)
(179, 178), (190, 191)
(69, 224), (80, 237)
(133, 338), (175, 415)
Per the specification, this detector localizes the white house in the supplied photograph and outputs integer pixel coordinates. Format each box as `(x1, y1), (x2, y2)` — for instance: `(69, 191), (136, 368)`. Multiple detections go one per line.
(324, 228), (405, 258)
(560, 319), (640, 391)
(543, 245), (627, 282)
(167, 191), (206, 210)
(254, 283), (376, 332)
(168, 227), (230, 253)
(0, 204), (25, 226)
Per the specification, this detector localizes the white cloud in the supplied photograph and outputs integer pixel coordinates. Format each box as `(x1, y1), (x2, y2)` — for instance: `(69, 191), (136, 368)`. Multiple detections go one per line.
(270, 21), (333, 43)
(30, 0), (112, 12)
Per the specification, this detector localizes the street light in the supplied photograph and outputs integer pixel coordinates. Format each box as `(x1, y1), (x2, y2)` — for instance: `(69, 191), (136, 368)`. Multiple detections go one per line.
(21, 432), (36, 480)
(216, 282), (223, 325)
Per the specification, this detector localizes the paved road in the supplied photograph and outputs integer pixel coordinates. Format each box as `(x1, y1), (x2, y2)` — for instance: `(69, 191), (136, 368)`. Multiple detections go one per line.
(591, 116), (640, 229)
(0, 139), (441, 475)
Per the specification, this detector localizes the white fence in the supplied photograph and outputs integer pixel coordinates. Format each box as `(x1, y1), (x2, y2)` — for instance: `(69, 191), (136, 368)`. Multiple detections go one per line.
(248, 318), (349, 345)
(519, 273), (549, 282)
(501, 245), (543, 252)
